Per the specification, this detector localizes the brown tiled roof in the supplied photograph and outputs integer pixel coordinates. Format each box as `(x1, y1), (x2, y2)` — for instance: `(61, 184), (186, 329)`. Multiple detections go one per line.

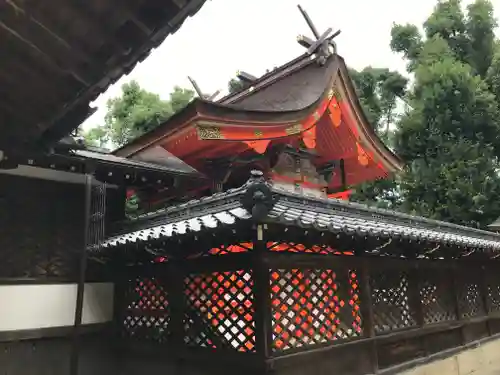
(112, 53), (403, 179)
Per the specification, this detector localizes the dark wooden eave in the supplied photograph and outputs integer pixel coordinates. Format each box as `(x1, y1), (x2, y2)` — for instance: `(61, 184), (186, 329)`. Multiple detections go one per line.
(0, 147), (203, 188)
(0, 0), (207, 148)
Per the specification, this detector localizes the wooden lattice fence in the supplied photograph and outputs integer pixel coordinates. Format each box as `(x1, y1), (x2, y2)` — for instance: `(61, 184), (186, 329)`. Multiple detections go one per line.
(115, 240), (500, 374)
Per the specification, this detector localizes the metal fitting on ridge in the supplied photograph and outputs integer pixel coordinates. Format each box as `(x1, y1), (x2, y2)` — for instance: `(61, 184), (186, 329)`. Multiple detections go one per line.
(241, 170), (277, 221)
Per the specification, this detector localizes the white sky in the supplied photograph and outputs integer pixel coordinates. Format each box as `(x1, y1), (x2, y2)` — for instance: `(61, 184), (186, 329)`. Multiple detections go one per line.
(81, 0), (500, 130)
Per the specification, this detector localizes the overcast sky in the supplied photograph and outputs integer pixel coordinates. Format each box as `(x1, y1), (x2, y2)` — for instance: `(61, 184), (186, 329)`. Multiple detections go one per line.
(81, 0), (500, 130)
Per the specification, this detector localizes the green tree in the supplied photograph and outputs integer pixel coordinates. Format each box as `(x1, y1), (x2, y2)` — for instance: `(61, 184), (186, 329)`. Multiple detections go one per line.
(390, 0), (500, 228)
(349, 67), (407, 141)
(466, 0), (497, 77)
(83, 81), (195, 147)
(228, 77), (250, 94)
(82, 126), (108, 147)
(169, 86), (196, 113)
(348, 67), (408, 208)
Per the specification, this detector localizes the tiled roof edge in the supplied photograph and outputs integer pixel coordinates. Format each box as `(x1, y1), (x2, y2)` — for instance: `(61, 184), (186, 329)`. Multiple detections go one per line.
(271, 186), (500, 240)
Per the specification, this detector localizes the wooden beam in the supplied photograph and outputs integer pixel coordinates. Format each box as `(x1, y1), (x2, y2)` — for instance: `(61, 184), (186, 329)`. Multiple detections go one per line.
(3, 0), (93, 64)
(0, 65), (62, 112)
(0, 110), (31, 136)
(297, 4), (320, 39)
(297, 34), (315, 49)
(0, 100), (35, 127)
(0, 20), (91, 86)
(69, 0), (134, 53)
(0, 86), (54, 125)
(111, 0), (152, 35)
(0, 58), (66, 105)
(187, 76), (205, 98)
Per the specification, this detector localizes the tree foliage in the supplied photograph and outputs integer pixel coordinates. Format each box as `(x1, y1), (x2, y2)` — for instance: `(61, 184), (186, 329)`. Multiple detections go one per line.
(369, 0), (500, 228)
(228, 78), (250, 94)
(348, 67), (408, 208)
(82, 81), (194, 147)
(82, 126), (108, 148)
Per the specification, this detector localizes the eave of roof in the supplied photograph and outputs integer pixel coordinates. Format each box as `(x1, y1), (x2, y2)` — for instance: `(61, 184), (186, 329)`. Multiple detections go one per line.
(112, 53), (333, 156)
(0, 147), (203, 188)
(112, 53), (403, 178)
(101, 177), (500, 253)
(0, 0), (207, 147)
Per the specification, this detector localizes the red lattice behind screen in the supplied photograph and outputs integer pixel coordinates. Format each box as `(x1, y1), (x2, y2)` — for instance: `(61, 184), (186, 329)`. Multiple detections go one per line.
(184, 270), (256, 352)
(270, 268), (362, 351)
(205, 242), (354, 256)
(268, 242), (353, 255)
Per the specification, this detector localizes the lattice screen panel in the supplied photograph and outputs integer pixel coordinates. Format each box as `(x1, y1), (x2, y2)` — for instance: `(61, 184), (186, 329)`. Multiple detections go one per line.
(419, 273), (457, 324)
(371, 270), (416, 334)
(184, 270), (255, 352)
(457, 275), (485, 319)
(122, 277), (171, 343)
(487, 276), (500, 313)
(267, 242), (353, 255)
(270, 268), (362, 352)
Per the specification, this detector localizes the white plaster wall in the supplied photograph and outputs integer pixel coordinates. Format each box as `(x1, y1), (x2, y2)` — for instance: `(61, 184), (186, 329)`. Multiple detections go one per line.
(0, 282), (114, 331)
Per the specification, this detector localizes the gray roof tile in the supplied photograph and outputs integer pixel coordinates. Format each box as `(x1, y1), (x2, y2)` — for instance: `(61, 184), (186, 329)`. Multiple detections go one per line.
(101, 181), (500, 252)
(103, 207), (247, 248)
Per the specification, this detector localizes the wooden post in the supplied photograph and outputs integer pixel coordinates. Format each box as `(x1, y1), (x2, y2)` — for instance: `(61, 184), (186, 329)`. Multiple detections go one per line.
(169, 261), (186, 352)
(252, 224), (272, 369)
(359, 259), (378, 373)
(408, 265), (426, 356)
(69, 173), (93, 375)
(408, 266), (424, 328)
(451, 267), (465, 344)
(479, 266), (492, 336)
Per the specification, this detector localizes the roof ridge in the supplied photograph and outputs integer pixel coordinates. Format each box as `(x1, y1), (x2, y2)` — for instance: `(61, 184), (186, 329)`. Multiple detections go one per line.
(218, 53), (314, 104)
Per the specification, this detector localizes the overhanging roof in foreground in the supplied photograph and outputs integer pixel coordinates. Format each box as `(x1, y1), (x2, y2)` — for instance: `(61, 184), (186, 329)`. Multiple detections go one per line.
(0, 0), (207, 147)
(101, 172), (500, 255)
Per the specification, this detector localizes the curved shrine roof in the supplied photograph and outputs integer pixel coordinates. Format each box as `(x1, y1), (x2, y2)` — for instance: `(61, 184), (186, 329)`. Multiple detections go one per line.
(114, 53), (403, 189)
